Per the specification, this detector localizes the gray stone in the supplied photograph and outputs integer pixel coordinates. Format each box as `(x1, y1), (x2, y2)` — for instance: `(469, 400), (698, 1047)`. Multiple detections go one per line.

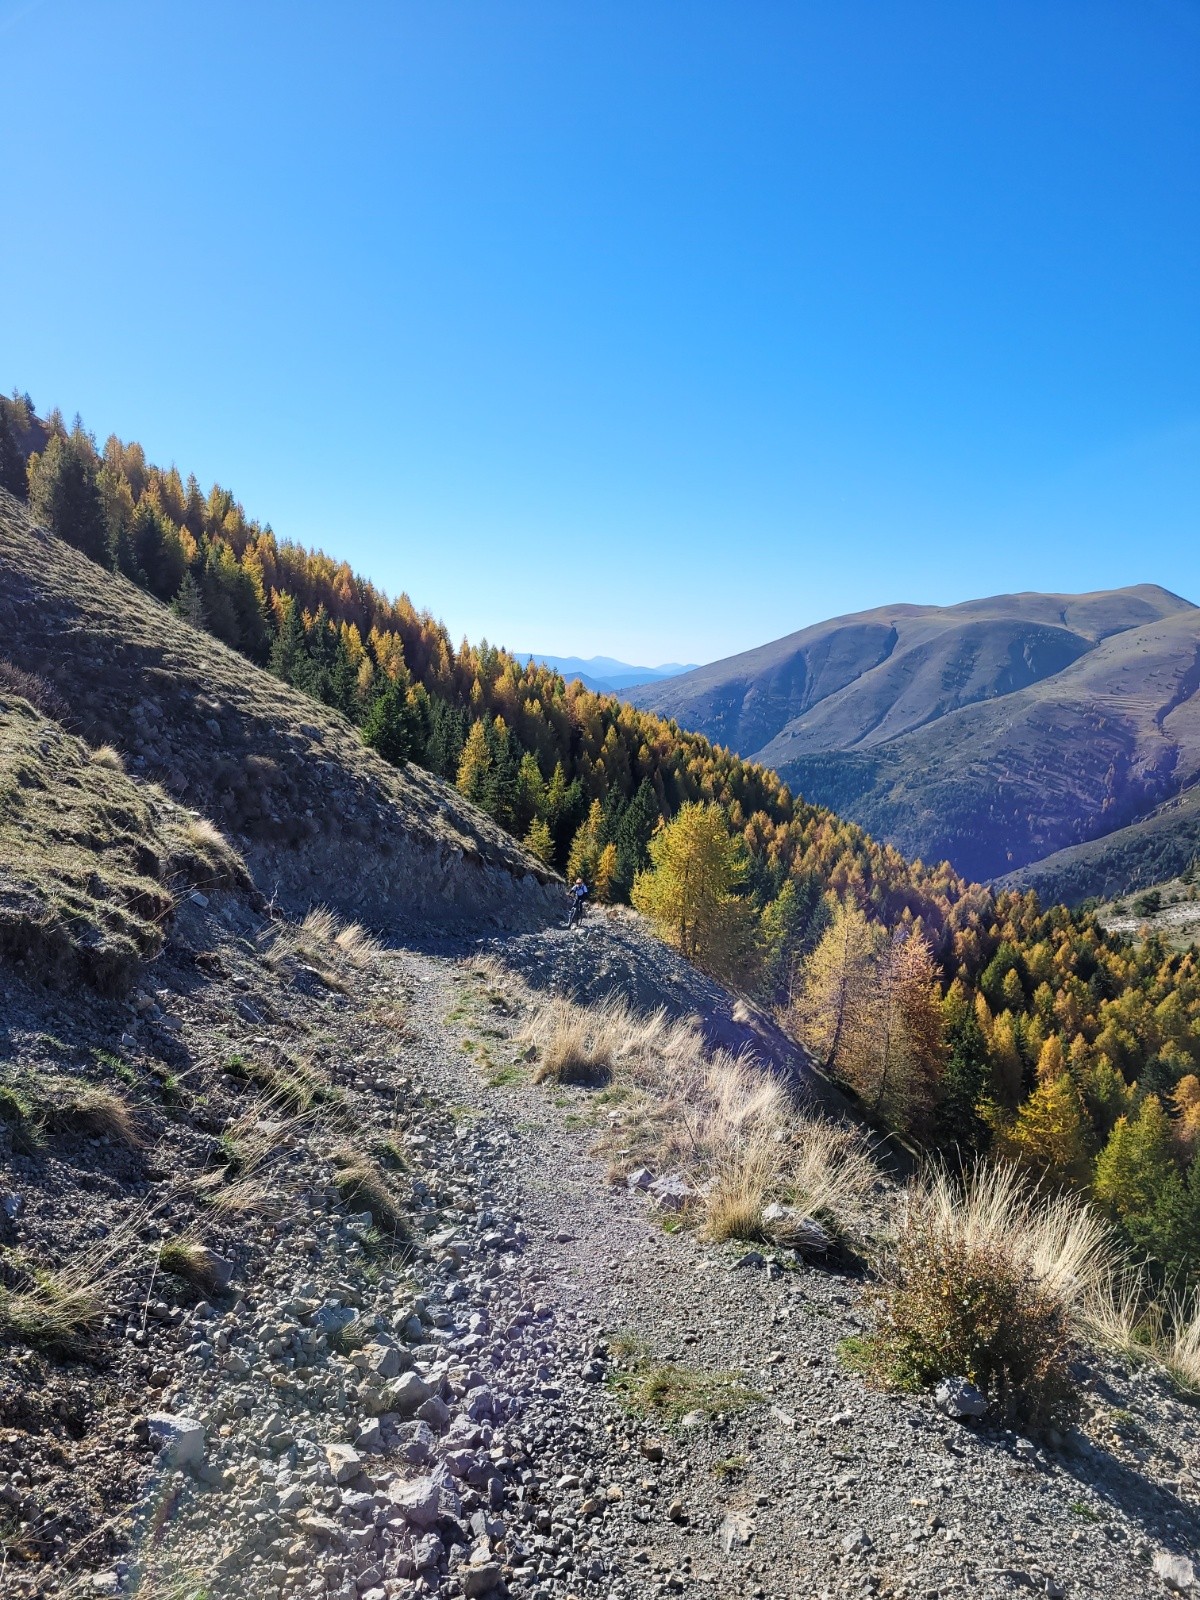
(356, 1417), (383, 1452)
(625, 1167), (654, 1190)
(1153, 1553), (1197, 1592)
(935, 1376), (989, 1420)
(324, 1442), (362, 1483)
(147, 1413), (205, 1471)
(361, 1341), (403, 1379)
(390, 1475), (441, 1529)
(841, 1528), (873, 1554)
(386, 1370), (435, 1415)
(461, 1562), (503, 1597)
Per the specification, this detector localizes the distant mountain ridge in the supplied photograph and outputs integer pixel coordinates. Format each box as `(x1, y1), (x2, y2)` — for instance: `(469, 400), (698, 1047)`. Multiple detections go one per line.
(627, 586), (1200, 896)
(518, 653), (697, 695)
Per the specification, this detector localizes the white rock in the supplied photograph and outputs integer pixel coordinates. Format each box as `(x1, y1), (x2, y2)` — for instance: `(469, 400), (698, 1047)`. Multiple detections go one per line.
(1154, 1553), (1197, 1592)
(147, 1413), (205, 1471)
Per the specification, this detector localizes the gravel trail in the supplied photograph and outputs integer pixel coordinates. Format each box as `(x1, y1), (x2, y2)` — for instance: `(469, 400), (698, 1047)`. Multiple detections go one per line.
(391, 925), (1200, 1600)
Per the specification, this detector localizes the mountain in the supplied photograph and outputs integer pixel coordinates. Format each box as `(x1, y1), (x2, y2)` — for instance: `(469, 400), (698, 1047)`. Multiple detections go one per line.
(518, 653), (697, 694)
(627, 586), (1200, 891)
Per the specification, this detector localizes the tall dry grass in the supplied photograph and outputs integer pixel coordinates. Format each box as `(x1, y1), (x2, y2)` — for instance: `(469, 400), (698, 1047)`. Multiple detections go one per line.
(916, 1161), (1112, 1306)
(518, 988), (877, 1241)
(860, 1161), (1116, 1424)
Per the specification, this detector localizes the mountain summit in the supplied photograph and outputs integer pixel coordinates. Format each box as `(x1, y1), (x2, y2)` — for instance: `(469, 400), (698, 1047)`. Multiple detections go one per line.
(628, 586), (1200, 892)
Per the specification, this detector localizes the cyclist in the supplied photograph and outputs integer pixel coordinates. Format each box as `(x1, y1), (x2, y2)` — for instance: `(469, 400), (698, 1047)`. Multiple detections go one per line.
(567, 877), (589, 928)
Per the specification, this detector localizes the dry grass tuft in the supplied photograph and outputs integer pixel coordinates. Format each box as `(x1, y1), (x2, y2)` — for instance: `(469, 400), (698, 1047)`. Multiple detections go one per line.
(331, 1146), (408, 1238)
(1081, 1266), (1158, 1363)
(266, 905), (383, 983)
(334, 920), (383, 966)
(519, 988), (878, 1245)
(222, 1051), (337, 1116)
(159, 1235), (227, 1297)
(859, 1162), (1113, 1426)
(201, 1099), (313, 1219)
(90, 743), (125, 771)
(0, 1226), (141, 1358)
(50, 1081), (143, 1148)
(1160, 1296), (1200, 1395)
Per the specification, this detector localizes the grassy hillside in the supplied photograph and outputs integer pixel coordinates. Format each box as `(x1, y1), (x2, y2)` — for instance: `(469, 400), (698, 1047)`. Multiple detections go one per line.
(0, 491), (558, 934)
(629, 588), (1200, 885)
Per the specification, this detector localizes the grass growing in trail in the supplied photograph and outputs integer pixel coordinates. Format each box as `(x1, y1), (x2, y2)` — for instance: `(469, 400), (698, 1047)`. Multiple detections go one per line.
(608, 1360), (762, 1425)
(486, 1064), (524, 1088)
(159, 1235), (227, 1297)
(331, 1147), (409, 1239)
(712, 1455), (750, 1480)
(222, 1052), (338, 1115)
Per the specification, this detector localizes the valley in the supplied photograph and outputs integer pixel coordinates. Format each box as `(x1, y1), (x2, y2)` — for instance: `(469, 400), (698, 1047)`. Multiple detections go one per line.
(628, 591), (1200, 899)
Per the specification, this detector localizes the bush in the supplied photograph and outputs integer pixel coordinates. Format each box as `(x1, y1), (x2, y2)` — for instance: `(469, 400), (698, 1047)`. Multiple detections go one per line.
(861, 1164), (1111, 1428)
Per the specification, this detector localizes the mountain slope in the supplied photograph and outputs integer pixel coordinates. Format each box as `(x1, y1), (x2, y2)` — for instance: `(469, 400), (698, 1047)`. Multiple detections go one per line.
(630, 587), (1200, 886)
(0, 489), (557, 932)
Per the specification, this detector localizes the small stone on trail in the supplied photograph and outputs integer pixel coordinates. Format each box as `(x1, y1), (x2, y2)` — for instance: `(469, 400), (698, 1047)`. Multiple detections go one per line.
(146, 1413), (205, 1471)
(935, 1376), (989, 1420)
(1153, 1552), (1197, 1592)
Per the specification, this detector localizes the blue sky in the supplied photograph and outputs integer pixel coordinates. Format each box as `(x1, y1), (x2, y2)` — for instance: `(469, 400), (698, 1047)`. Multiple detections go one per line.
(2, 1), (1197, 664)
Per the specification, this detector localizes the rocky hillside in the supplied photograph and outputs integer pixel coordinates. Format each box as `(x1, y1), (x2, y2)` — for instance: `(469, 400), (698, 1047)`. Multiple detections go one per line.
(628, 587), (1200, 891)
(5, 881), (1199, 1600)
(0, 489), (557, 934)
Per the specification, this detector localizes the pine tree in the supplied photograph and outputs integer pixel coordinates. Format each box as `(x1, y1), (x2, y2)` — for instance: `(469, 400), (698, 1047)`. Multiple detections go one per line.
(362, 682), (421, 765)
(171, 571), (208, 630)
(27, 427), (108, 561)
(0, 402), (27, 496)
(270, 597), (306, 683)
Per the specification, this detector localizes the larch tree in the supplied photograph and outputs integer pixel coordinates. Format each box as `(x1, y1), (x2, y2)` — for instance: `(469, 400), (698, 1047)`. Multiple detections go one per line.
(792, 899), (880, 1074)
(456, 720), (493, 809)
(631, 801), (751, 973)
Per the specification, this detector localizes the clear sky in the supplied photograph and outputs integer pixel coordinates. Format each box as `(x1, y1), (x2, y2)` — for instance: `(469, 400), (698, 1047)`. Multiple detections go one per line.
(2, 1), (1197, 666)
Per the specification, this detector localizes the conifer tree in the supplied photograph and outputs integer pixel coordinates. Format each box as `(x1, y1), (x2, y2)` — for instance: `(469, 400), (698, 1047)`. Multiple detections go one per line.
(995, 1073), (1091, 1185)
(0, 402), (27, 496)
(523, 817), (555, 865)
(793, 900), (879, 1073)
(362, 682), (421, 765)
(27, 427), (108, 561)
(171, 570), (208, 630)
(270, 597), (306, 683)
(633, 802), (757, 981)
(456, 720), (493, 809)
(1093, 1096), (1177, 1226)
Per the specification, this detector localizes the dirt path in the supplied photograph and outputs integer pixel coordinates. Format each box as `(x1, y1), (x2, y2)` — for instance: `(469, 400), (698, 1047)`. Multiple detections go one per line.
(392, 931), (1200, 1600)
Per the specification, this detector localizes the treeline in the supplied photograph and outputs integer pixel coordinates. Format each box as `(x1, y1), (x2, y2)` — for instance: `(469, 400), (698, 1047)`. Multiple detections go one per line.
(7, 392), (1200, 1288)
